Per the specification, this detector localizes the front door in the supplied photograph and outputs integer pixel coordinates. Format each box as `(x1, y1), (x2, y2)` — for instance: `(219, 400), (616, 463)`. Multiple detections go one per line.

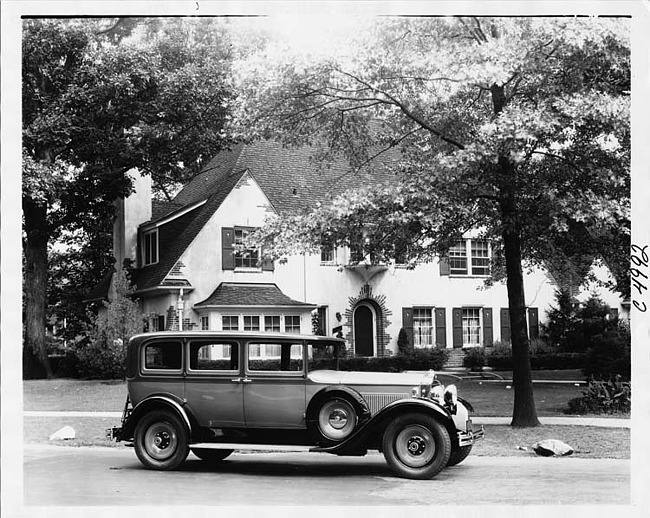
(354, 305), (374, 356)
(243, 340), (307, 428)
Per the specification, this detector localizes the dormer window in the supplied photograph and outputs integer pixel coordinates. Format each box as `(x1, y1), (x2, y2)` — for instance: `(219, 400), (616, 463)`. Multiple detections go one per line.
(142, 229), (158, 266)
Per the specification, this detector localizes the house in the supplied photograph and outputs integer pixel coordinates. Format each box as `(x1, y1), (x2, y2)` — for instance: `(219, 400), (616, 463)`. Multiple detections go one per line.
(108, 139), (626, 359)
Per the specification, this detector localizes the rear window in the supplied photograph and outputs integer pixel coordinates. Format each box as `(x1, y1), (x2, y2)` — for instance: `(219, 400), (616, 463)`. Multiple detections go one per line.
(143, 341), (182, 371)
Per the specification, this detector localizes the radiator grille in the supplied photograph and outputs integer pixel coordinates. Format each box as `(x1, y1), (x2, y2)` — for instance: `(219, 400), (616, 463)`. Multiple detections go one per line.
(362, 393), (409, 415)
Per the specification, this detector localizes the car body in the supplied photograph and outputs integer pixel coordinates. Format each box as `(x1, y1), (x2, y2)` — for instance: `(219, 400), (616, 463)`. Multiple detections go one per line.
(108, 331), (484, 479)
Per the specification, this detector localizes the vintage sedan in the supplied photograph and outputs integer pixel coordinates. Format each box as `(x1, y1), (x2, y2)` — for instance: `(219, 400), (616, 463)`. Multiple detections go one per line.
(108, 331), (484, 479)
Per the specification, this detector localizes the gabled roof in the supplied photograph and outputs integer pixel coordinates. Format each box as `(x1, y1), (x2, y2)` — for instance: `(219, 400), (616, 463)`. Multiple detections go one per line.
(195, 282), (315, 308)
(130, 140), (398, 293)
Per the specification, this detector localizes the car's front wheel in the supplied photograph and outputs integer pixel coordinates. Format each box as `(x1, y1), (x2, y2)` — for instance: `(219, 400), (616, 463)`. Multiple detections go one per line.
(134, 410), (189, 470)
(382, 413), (451, 479)
(447, 445), (473, 467)
(191, 448), (234, 463)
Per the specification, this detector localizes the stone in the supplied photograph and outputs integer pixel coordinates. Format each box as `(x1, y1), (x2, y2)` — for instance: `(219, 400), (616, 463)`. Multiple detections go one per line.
(49, 426), (76, 441)
(532, 439), (574, 457)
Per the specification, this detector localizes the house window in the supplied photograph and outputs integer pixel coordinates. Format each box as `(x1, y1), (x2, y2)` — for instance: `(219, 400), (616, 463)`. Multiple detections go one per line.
(321, 246), (335, 263)
(449, 239), (490, 276)
(264, 315), (281, 332)
(234, 227), (260, 268)
(222, 315), (239, 331)
(471, 240), (490, 275)
(462, 308), (481, 346)
(413, 308), (434, 348)
(200, 316), (209, 331)
(244, 315), (260, 331)
(449, 241), (468, 275)
(142, 229), (158, 266)
(285, 315), (301, 333)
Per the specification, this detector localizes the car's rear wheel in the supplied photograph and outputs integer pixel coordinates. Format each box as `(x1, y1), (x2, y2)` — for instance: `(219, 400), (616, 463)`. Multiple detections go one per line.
(314, 396), (359, 446)
(382, 413), (451, 479)
(447, 445), (473, 467)
(191, 448), (234, 463)
(134, 410), (189, 470)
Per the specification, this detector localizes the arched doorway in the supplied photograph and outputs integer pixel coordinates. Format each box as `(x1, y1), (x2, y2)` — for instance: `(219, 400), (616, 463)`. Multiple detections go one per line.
(354, 304), (375, 356)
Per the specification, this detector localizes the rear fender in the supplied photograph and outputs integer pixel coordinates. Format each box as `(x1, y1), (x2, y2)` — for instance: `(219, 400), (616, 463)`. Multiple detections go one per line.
(312, 397), (456, 455)
(121, 394), (193, 441)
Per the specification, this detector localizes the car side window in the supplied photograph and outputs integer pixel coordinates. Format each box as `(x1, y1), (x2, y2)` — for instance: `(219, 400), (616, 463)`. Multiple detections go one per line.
(247, 342), (303, 372)
(143, 341), (182, 371)
(188, 341), (239, 372)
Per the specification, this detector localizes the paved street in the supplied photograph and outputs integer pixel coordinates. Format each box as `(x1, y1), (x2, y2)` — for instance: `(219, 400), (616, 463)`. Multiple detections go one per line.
(21, 444), (630, 507)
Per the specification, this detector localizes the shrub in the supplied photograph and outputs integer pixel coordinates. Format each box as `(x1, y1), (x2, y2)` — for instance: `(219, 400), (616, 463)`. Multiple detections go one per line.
(397, 328), (410, 354)
(337, 347), (447, 372)
(72, 268), (143, 379)
(565, 376), (631, 415)
(463, 347), (486, 371)
(583, 327), (631, 381)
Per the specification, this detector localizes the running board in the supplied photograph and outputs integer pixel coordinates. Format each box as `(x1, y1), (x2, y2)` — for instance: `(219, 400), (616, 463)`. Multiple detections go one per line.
(190, 442), (314, 452)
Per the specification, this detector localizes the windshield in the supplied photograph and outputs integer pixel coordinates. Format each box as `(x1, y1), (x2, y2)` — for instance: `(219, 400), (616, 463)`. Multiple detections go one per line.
(307, 341), (340, 372)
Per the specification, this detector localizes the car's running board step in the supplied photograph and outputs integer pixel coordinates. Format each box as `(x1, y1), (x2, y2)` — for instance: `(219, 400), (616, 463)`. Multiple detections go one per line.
(190, 442), (314, 452)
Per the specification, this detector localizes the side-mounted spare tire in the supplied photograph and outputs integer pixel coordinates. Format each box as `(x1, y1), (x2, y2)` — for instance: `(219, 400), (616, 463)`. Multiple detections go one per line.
(134, 409), (190, 470)
(308, 391), (369, 447)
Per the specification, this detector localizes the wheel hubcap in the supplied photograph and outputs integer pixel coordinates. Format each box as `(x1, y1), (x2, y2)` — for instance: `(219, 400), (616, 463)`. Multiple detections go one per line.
(328, 409), (349, 429)
(145, 423), (178, 460)
(395, 425), (436, 468)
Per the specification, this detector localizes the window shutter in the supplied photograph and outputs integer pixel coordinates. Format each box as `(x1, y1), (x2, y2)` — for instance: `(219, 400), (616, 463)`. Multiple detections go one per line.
(157, 315), (165, 332)
(527, 308), (539, 339)
(483, 308), (493, 346)
(261, 247), (274, 271)
(452, 307), (463, 348)
(222, 227), (234, 270)
(402, 307), (413, 347)
(500, 308), (510, 343)
(439, 257), (450, 276)
(435, 308), (447, 347)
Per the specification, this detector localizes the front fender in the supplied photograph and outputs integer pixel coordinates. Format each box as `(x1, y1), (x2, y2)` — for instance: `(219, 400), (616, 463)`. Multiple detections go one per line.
(121, 394), (193, 441)
(311, 397), (456, 455)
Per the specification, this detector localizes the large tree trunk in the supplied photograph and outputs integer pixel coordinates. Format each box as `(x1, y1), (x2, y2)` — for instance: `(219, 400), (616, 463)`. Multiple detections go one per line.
(499, 160), (541, 427)
(23, 199), (53, 379)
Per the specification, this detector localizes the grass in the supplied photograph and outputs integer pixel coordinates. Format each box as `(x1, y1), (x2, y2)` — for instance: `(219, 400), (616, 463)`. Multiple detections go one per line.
(22, 375), (630, 458)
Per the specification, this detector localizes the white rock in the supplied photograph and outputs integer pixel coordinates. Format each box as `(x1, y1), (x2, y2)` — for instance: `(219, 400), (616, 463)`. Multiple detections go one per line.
(49, 426), (76, 441)
(532, 439), (574, 457)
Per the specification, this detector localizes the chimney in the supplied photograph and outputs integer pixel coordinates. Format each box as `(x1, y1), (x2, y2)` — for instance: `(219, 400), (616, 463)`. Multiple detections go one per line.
(113, 169), (152, 269)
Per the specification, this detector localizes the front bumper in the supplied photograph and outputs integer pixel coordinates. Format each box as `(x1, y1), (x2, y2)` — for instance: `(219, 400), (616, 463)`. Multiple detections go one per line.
(457, 421), (485, 447)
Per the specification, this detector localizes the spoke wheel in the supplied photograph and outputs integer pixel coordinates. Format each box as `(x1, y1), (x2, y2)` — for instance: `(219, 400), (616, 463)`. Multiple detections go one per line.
(134, 410), (189, 470)
(382, 413), (451, 480)
(317, 397), (358, 444)
(191, 448), (234, 463)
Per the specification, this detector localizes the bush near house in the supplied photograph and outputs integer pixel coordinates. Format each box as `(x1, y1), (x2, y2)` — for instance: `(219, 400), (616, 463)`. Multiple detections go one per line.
(463, 347), (486, 371)
(337, 347), (448, 373)
(566, 376), (631, 415)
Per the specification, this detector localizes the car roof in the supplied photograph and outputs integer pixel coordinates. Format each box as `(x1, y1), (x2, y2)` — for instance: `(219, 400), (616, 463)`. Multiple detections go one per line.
(129, 331), (345, 344)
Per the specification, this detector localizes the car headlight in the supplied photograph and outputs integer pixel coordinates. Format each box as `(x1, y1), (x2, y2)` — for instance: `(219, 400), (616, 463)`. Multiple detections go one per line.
(444, 384), (458, 409)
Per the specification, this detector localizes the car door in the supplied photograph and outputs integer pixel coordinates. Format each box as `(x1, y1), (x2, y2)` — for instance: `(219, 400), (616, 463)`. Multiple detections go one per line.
(184, 338), (246, 428)
(242, 339), (307, 428)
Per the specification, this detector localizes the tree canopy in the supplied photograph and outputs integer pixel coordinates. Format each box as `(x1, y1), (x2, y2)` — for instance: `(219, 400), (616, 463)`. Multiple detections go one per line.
(22, 18), (235, 377)
(231, 16), (630, 425)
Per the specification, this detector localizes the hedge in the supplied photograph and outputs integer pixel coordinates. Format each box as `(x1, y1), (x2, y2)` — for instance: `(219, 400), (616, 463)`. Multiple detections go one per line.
(486, 352), (588, 371)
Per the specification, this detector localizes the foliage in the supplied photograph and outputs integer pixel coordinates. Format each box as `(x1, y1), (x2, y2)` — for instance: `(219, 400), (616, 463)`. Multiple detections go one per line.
(463, 347), (486, 371)
(397, 328), (410, 354)
(565, 376), (631, 415)
(582, 326), (631, 381)
(232, 17), (630, 426)
(313, 347), (448, 373)
(71, 269), (143, 379)
(543, 291), (619, 352)
(22, 18), (234, 377)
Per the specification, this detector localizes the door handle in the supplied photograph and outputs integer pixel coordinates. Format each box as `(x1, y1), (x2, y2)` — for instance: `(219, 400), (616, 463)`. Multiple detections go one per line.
(231, 378), (253, 384)
(241, 378), (253, 384)
(231, 377), (242, 383)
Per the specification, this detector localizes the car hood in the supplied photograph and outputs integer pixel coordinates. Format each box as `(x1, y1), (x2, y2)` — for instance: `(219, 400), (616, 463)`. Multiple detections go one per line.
(307, 369), (437, 387)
